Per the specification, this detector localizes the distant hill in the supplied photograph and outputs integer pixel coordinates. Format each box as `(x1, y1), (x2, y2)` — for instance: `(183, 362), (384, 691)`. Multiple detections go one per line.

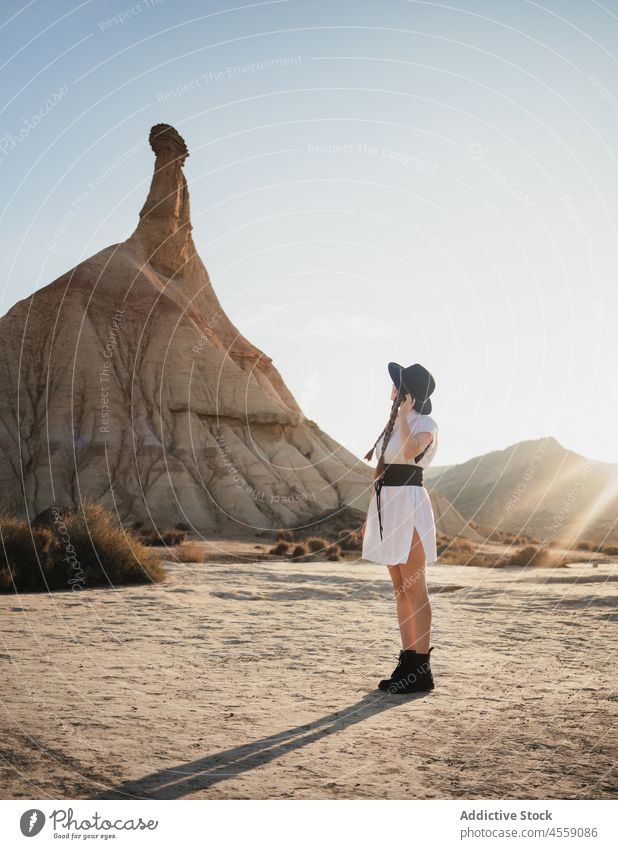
(427, 491), (483, 542)
(425, 437), (618, 546)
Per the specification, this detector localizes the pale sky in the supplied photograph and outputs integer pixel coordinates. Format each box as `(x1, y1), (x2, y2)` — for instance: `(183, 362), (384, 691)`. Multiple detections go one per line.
(1, 0), (617, 467)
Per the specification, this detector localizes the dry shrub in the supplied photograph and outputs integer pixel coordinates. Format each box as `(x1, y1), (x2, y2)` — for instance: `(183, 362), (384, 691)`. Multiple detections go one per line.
(276, 529), (294, 542)
(336, 528), (362, 551)
(437, 537), (474, 559)
(0, 523), (58, 591)
(435, 536), (504, 567)
(466, 552), (495, 567)
(273, 534), (353, 562)
(304, 536), (328, 553)
(452, 538), (474, 552)
(175, 542), (207, 563)
(601, 544), (618, 556)
(435, 553), (453, 565)
(142, 529), (186, 547)
(490, 556), (509, 568)
(576, 540), (595, 551)
(0, 504), (165, 593)
(507, 545), (554, 567)
(438, 547), (496, 567)
(436, 534), (449, 554)
(512, 534), (536, 546)
(326, 543), (342, 561)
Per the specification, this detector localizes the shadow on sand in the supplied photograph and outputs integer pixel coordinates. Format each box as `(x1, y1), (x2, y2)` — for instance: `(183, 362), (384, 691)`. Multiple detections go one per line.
(93, 689), (429, 799)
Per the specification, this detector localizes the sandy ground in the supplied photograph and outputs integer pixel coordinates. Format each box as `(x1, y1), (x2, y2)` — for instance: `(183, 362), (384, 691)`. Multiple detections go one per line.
(0, 553), (616, 800)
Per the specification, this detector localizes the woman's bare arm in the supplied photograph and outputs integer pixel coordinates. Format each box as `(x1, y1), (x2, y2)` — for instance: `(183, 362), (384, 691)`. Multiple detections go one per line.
(401, 430), (432, 463)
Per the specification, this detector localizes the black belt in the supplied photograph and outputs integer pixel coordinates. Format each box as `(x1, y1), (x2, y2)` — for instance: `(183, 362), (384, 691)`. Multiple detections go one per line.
(374, 463), (424, 541)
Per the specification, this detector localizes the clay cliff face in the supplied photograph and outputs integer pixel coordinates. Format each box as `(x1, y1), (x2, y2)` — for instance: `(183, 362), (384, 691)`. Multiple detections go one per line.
(0, 124), (371, 532)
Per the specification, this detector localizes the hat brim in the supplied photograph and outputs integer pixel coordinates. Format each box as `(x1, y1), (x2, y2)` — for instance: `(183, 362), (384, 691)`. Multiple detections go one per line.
(388, 361), (404, 389)
(388, 361), (432, 414)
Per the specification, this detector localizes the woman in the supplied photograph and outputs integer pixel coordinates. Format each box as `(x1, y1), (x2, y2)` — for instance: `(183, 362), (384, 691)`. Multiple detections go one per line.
(361, 362), (439, 694)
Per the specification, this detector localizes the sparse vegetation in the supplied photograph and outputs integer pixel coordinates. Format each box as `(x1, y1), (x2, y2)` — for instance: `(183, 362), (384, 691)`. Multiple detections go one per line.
(483, 527), (540, 545)
(432, 529), (617, 568)
(142, 529), (186, 547)
(572, 540), (618, 556)
(267, 521), (365, 562)
(304, 536), (328, 553)
(0, 504), (165, 593)
(437, 535), (477, 563)
(325, 543), (342, 561)
(276, 529), (294, 543)
(506, 545), (554, 567)
(336, 528), (362, 551)
(466, 552), (496, 567)
(175, 542), (207, 563)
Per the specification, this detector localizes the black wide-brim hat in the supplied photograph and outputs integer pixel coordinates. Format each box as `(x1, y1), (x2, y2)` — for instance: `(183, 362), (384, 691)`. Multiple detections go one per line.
(388, 361), (435, 414)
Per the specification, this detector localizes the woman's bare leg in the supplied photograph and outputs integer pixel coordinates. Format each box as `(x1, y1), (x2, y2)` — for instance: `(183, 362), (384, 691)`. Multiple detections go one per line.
(398, 526), (432, 653)
(387, 563), (416, 650)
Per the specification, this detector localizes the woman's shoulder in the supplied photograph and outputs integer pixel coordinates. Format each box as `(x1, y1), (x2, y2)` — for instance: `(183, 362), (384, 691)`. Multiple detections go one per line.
(416, 413), (438, 434)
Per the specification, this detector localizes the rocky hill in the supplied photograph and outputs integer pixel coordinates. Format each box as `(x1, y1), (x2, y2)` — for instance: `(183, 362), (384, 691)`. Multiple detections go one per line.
(0, 124), (371, 533)
(425, 436), (618, 545)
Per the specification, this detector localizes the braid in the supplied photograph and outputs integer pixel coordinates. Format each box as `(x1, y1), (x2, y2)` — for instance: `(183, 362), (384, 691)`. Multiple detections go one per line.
(363, 426), (386, 463)
(364, 393), (405, 480)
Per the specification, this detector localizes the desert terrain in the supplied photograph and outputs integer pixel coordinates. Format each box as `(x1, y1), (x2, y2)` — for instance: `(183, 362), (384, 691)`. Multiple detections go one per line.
(1, 549), (615, 800)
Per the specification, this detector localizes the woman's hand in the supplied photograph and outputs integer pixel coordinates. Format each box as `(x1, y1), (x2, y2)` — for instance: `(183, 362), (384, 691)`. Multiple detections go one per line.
(398, 394), (414, 416)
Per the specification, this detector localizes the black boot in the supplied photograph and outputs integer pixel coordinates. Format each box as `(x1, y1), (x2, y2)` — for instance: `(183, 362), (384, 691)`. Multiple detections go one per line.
(387, 647), (435, 694)
(378, 649), (416, 691)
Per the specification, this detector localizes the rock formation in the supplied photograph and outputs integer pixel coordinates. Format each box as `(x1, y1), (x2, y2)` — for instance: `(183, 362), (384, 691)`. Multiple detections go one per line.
(0, 124), (371, 533)
(0, 123), (479, 543)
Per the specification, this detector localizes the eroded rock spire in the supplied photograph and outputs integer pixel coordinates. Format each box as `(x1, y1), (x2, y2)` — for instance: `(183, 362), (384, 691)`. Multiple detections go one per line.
(131, 123), (197, 277)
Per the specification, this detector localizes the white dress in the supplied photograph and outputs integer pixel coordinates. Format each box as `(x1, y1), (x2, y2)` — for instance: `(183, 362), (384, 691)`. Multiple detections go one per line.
(361, 409), (439, 566)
